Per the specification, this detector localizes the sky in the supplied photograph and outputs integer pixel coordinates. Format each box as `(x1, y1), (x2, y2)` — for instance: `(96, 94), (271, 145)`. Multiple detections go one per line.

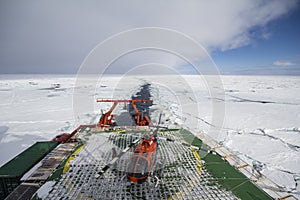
(0, 0), (299, 75)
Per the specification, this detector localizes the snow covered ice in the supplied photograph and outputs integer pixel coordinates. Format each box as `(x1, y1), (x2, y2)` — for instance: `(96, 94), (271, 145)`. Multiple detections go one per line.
(0, 74), (299, 198)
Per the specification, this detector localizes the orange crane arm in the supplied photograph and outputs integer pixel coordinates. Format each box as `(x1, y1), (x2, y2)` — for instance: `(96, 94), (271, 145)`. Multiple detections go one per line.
(106, 102), (118, 116)
(97, 99), (153, 127)
(97, 99), (153, 103)
(131, 102), (140, 115)
(144, 115), (153, 126)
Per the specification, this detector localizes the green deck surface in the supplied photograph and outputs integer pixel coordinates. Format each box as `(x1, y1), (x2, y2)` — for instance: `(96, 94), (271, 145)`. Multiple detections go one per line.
(47, 142), (85, 181)
(5, 129), (273, 199)
(0, 141), (58, 178)
(180, 129), (272, 200)
(203, 153), (272, 200)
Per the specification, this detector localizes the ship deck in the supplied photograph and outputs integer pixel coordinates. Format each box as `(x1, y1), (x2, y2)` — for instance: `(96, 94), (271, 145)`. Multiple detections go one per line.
(39, 126), (272, 200)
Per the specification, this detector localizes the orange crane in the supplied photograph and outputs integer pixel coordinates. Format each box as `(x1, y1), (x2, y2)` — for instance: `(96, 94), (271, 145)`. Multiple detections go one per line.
(96, 99), (153, 127)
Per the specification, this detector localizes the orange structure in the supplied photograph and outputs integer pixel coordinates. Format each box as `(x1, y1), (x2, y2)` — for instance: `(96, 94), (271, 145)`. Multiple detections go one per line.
(126, 134), (157, 183)
(96, 99), (153, 127)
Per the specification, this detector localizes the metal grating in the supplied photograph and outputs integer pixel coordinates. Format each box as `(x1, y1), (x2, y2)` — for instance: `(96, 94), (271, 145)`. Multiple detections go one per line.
(42, 129), (238, 199)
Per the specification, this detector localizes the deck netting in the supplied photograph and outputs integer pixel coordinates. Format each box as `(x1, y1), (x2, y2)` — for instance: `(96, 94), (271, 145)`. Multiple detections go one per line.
(43, 129), (238, 200)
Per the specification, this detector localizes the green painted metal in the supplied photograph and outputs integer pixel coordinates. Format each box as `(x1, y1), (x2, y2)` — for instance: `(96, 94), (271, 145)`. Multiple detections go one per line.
(180, 129), (272, 200)
(47, 142), (85, 181)
(179, 129), (203, 147)
(203, 153), (272, 200)
(0, 141), (58, 178)
(0, 177), (19, 200)
(0, 141), (58, 199)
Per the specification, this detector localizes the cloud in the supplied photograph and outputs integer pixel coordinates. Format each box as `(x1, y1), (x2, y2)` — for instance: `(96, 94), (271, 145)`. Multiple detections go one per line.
(273, 60), (297, 67)
(0, 0), (298, 73)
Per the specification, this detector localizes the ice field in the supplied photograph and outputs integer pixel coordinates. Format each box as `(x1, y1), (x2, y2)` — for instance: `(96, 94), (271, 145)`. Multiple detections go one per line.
(0, 74), (299, 198)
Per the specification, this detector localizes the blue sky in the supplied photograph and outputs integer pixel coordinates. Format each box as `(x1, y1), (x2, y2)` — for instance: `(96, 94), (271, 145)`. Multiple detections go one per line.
(212, 6), (300, 75)
(0, 0), (299, 75)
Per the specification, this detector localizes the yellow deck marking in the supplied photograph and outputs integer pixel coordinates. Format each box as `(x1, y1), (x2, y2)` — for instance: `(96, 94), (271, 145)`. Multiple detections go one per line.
(192, 149), (202, 174)
(63, 144), (86, 173)
(278, 194), (297, 200)
(237, 164), (249, 169)
(212, 145), (223, 150)
(223, 154), (236, 159)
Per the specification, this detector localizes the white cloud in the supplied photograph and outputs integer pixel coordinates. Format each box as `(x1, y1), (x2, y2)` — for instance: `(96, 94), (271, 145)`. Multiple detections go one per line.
(273, 60), (297, 67)
(120, 0), (298, 52)
(0, 0), (298, 73)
